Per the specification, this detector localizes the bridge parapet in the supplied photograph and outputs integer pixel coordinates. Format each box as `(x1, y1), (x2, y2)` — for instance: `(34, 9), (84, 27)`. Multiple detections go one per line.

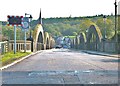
(49, 36), (55, 49)
(44, 32), (50, 49)
(33, 24), (44, 51)
(86, 24), (102, 51)
(1, 40), (31, 54)
(79, 32), (86, 50)
(73, 24), (118, 53)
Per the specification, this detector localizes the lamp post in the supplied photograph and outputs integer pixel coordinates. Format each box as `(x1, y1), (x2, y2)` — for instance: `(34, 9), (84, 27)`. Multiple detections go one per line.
(24, 13), (33, 52)
(103, 15), (107, 52)
(114, 0), (117, 42)
(25, 13), (33, 39)
(25, 13), (33, 52)
(114, 0), (118, 53)
(103, 15), (107, 40)
(29, 15), (33, 39)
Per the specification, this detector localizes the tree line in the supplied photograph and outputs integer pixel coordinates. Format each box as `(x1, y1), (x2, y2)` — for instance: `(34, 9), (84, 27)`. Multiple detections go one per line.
(0, 15), (118, 41)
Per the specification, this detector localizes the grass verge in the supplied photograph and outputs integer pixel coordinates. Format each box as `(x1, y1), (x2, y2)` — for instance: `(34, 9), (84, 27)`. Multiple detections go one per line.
(1, 52), (31, 66)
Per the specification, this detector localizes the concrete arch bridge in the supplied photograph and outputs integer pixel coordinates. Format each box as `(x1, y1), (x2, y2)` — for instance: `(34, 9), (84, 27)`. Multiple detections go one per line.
(72, 24), (118, 53)
(32, 24), (55, 52)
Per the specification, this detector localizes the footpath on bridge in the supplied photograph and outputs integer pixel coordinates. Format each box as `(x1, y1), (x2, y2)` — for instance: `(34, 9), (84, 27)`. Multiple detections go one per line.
(81, 50), (119, 58)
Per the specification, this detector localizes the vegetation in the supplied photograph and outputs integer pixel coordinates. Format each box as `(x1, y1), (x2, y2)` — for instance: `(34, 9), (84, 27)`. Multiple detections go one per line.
(0, 15), (117, 40)
(1, 52), (31, 66)
(1, 25), (30, 40)
(42, 15), (115, 39)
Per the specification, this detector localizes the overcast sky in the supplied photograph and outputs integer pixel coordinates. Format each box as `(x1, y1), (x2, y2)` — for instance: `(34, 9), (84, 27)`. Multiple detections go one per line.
(0, 0), (120, 21)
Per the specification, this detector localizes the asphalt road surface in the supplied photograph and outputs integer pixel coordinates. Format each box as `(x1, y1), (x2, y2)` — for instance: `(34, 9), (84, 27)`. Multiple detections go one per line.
(2, 49), (119, 84)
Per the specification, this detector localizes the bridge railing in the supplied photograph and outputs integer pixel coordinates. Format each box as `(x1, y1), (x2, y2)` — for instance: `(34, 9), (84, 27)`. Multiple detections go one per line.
(0, 40), (31, 54)
(9, 40), (31, 52)
(0, 41), (8, 54)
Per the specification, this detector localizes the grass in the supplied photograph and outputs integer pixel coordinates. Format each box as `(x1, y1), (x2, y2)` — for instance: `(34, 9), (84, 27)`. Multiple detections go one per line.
(1, 52), (31, 66)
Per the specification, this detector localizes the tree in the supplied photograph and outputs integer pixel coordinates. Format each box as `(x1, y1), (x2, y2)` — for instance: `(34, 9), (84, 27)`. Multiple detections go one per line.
(96, 18), (114, 39)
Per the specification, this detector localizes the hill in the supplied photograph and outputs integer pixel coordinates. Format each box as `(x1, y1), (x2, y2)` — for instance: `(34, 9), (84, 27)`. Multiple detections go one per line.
(0, 15), (116, 41)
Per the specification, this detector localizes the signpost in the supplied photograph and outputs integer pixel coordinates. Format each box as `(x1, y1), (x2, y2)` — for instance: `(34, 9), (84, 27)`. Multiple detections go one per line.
(7, 15), (23, 54)
(22, 17), (29, 52)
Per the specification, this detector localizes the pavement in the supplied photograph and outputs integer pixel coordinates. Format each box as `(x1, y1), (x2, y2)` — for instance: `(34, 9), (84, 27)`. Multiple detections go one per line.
(0, 50), (43, 70)
(81, 50), (119, 58)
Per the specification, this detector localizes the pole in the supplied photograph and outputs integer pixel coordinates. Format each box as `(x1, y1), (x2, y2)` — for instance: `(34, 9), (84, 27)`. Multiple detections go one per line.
(24, 14), (27, 53)
(104, 18), (105, 39)
(14, 25), (16, 54)
(8, 28), (10, 52)
(103, 15), (106, 39)
(115, 0), (117, 42)
(29, 15), (32, 39)
(24, 29), (26, 53)
(115, 0), (118, 53)
(103, 15), (106, 52)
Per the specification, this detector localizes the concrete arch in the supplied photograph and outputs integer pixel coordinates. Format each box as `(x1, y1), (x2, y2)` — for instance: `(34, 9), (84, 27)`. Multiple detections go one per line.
(49, 36), (55, 49)
(38, 32), (43, 43)
(75, 35), (80, 49)
(79, 32), (86, 49)
(49, 36), (53, 49)
(72, 38), (76, 48)
(33, 24), (44, 51)
(79, 32), (86, 43)
(86, 25), (102, 50)
(44, 32), (50, 49)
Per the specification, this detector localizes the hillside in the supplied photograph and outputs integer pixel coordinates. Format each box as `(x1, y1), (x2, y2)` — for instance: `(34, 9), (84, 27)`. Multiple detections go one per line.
(0, 15), (117, 41)
(40, 15), (115, 39)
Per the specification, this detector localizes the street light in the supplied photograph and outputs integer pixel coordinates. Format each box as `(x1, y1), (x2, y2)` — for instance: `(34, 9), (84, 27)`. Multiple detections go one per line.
(114, 0), (118, 52)
(114, 0), (117, 42)
(25, 13), (33, 39)
(102, 15), (107, 52)
(103, 15), (107, 40)
(24, 13), (33, 52)
(29, 15), (33, 39)
(25, 13), (33, 52)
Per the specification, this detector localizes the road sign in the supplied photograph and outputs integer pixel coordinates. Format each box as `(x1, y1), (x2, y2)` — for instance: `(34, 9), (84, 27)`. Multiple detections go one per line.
(7, 15), (23, 26)
(7, 15), (23, 54)
(22, 17), (29, 29)
(2, 21), (7, 26)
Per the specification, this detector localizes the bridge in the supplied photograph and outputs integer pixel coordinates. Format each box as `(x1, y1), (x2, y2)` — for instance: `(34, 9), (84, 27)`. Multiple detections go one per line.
(0, 9), (119, 85)
(1, 18), (120, 54)
(0, 10), (55, 53)
(71, 24), (120, 53)
(1, 9), (120, 54)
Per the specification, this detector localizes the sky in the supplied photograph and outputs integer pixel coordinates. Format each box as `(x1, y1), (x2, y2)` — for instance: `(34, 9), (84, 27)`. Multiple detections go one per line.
(0, 0), (120, 21)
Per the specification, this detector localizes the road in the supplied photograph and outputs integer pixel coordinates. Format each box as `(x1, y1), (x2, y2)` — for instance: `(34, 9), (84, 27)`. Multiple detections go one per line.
(2, 49), (119, 84)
